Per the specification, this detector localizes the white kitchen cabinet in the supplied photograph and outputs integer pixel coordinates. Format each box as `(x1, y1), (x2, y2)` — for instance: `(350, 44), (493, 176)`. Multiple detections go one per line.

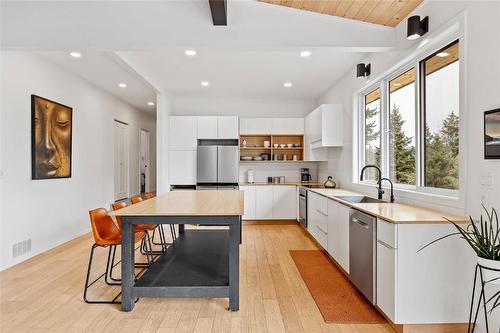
(307, 191), (328, 248)
(197, 116), (218, 139)
(304, 104), (343, 161)
(272, 186), (296, 219)
(304, 114), (328, 161)
(271, 118), (304, 134)
(240, 186), (256, 219)
(377, 237), (397, 321)
(255, 186), (273, 219)
(217, 116), (239, 139)
(168, 150), (196, 185)
(327, 199), (350, 273)
(169, 116), (197, 150)
(240, 118), (273, 135)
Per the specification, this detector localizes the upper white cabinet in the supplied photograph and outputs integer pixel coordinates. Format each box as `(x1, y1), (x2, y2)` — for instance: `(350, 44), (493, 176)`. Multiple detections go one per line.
(169, 116), (198, 150)
(305, 104), (343, 149)
(240, 118), (304, 135)
(271, 118), (304, 134)
(197, 116), (218, 139)
(217, 116), (239, 139)
(168, 150), (196, 185)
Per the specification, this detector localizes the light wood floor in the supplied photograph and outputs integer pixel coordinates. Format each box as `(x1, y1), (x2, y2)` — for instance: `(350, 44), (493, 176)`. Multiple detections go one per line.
(0, 223), (395, 333)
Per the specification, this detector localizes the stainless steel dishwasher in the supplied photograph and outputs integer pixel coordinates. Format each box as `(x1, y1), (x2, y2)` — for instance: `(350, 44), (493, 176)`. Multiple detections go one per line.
(349, 208), (377, 304)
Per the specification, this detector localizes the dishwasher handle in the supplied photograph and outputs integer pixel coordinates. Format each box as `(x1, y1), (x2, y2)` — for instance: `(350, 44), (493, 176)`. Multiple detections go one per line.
(352, 218), (369, 229)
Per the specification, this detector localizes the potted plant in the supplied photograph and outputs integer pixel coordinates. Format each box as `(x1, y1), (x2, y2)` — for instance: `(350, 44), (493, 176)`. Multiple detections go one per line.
(419, 206), (499, 309)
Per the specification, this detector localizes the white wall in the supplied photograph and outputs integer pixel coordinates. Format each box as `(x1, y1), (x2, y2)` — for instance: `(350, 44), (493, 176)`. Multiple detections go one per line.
(318, 1), (500, 217)
(171, 95), (316, 117)
(0, 52), (156, 270)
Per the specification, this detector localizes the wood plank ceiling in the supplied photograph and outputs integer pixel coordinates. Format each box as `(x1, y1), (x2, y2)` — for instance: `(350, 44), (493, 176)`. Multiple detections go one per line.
(258, 0), (423, 27)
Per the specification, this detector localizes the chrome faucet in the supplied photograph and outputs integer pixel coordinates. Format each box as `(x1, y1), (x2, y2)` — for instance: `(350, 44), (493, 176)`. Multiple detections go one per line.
(378, 178), (395, 203)
(359, 165), (383, 200)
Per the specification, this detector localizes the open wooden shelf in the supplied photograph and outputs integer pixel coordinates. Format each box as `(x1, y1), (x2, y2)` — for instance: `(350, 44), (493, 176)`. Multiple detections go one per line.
(240, 134), (304, 162)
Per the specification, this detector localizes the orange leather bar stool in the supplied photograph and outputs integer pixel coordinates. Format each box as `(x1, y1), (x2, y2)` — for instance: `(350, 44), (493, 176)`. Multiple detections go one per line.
(83, 208), (146, 304)
(112, 201), (161, 258)
(130, 196), (175, 251)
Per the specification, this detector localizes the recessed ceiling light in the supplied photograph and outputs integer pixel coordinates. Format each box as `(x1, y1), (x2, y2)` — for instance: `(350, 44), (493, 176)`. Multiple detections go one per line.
(185, 49), (197, 56)
(201, 81), (210, 87)
(283, 82), (293, 88)
(118, 83), (127, 88)
(147, 102), (155, 106)
(436, 52), (450, 57)
(70, 51), (82, 58)
(300, 50), (311, 57)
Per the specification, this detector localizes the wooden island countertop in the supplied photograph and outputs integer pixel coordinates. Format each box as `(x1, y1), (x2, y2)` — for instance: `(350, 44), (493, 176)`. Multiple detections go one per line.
(110, 190), (244, 217)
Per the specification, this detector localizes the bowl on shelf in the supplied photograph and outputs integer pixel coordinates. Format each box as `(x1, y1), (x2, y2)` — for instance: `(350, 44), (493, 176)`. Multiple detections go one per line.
(261, 154), (270, 160)
(279, 144), (286, 148)
(293, 144), (300, 147)
(241, 156), (253, 161)
(253, 156), (263, 161)
(273, 143), (279, 148)
(287, 143), (293, 148)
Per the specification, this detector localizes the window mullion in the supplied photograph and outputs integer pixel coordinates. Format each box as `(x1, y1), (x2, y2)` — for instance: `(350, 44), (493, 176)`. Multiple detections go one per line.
(380, 80), (390, 179)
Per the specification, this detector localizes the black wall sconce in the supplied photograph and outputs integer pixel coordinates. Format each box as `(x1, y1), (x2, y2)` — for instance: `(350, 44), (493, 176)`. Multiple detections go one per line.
(356, 63), (371, 78)
(407, 15), (429, 40)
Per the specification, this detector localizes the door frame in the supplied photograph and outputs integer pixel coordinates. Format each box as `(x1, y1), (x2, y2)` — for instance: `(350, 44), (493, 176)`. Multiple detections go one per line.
(114, 119), (130, 201)
(139, 128), (150, 193)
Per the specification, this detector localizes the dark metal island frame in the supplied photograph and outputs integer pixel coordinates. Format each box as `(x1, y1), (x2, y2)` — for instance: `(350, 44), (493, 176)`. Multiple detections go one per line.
(110, 190), (244, 312)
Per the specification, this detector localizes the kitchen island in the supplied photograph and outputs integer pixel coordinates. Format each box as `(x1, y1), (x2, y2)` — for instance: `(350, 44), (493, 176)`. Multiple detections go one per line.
(110, 190), (244, 312)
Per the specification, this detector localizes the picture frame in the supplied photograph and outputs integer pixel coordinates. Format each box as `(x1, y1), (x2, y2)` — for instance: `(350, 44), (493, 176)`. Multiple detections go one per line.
(31, 95), (73, 179)
(484, 108), (500, 159)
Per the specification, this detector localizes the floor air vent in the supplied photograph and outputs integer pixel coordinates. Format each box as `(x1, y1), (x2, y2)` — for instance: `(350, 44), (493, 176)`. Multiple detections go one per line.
(12, 239), (31, 259)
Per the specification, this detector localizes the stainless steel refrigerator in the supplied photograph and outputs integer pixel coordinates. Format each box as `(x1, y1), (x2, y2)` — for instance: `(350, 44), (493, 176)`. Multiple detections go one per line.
(196, 140), (239, 189)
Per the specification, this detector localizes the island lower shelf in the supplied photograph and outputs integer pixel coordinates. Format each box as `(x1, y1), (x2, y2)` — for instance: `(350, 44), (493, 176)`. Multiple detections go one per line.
(133, 230), (230, 297)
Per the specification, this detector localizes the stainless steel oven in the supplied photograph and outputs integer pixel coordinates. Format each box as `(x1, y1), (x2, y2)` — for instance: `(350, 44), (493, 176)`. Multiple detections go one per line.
(298, 187), (307, 228)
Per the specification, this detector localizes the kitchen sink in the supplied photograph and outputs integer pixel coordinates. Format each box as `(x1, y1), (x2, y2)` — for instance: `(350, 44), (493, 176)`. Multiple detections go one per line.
(334, 196), (386, 204)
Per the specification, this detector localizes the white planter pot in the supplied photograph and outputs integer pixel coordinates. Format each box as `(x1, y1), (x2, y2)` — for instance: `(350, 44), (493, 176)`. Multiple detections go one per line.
(477, 256), (500, 284)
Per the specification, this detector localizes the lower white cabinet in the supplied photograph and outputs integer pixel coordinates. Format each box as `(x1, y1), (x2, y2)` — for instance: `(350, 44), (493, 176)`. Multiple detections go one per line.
(242, 185), (297, 220)
(307, 191), (328, 249)
(327, 200), (350, 273)
(272, 186), (296, 219)
(377, 238), (397, 321)
(168, 150), (196, 185)
(255, 186), (274, 219)
(240, 186), (256, 219)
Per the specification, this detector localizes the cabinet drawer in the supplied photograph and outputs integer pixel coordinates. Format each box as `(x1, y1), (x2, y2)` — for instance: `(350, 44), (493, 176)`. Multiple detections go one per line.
(377, 218), (397, 248)
(309, 192), (327, 215)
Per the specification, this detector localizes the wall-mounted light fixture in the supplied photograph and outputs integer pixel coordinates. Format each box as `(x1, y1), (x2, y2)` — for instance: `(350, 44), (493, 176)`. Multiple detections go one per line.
(356, 63), (371, 78)
(407, 15), (429, 40)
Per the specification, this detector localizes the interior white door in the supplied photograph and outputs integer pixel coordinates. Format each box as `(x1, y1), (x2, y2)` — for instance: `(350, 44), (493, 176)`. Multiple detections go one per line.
(140, 129), (150, 193)
(114, 120), (129, 201)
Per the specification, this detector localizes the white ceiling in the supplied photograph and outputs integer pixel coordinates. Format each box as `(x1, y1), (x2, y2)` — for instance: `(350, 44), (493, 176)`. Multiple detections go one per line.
(1, 0), (397, 114)
(118, 47), (365, 99)
(38, 52), (158, 114)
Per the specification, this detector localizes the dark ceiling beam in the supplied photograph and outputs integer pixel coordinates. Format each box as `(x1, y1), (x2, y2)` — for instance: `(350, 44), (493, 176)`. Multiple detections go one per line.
(209, 0), (227, 26)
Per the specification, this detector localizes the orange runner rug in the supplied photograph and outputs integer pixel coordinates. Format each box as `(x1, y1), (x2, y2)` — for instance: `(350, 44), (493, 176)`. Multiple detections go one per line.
(290, 250), (386, 324)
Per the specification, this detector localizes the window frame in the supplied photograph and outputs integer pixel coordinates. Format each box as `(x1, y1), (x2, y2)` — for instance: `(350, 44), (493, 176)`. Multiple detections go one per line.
(356, 38), (462, 198)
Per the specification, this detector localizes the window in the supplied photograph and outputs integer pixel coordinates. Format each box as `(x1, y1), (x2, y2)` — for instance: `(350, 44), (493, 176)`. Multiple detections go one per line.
(421, 41), (460, 190)
(363, 88), (381, 181)
(358, 40), (460, 195)
(389, 68), (416, 185)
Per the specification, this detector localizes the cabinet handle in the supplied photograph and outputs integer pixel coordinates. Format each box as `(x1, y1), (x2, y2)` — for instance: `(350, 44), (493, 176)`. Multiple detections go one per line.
(352, 218), (368, 228)
(316, 209), (327, 216)
(316, 224), (327, 234)
(377, 240), (395, 249)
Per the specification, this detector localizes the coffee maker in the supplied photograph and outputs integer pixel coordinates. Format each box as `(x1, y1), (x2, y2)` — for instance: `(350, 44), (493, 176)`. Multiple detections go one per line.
(301, 168), (312, 182)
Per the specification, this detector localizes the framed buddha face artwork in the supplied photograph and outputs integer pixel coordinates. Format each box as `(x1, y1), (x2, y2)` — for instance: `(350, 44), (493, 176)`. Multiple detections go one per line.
(31, 95), (72, 179)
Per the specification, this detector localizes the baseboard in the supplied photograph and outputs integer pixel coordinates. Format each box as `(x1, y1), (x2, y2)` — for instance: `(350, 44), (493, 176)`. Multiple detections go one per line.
(243, 219), (298, 225)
